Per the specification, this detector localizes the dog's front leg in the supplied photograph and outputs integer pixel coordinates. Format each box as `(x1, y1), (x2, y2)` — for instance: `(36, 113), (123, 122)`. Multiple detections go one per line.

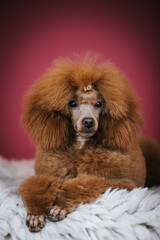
(19, 175), (63, 232)
(46, 175), (136, 222)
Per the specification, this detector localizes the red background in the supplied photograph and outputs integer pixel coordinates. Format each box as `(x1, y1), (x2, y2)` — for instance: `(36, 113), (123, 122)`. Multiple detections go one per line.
(0, 0), (159, 159)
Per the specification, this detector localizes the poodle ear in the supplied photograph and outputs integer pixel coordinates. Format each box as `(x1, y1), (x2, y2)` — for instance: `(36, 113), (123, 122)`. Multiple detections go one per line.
(22, 101), (74, 151)
(97, 111), (143, 150)
(22, 74), (75, 151)
(95, 65), (143, 150)
(23, 107), (74, 151)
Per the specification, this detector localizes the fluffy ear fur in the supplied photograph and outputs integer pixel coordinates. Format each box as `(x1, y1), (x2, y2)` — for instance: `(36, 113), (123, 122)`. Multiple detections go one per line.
(22, 68), (76, 151)
(94, 65), (143, 150)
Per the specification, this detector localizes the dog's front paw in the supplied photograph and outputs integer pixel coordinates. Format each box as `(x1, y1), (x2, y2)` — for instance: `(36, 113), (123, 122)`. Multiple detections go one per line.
(46, 205), (68, 222)
(26, 214), (45, 232)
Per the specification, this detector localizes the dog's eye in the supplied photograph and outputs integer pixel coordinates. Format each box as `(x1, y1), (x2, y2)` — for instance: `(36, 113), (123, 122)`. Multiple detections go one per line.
(68, 100), (78, 108)
(94, 102), (102, 108)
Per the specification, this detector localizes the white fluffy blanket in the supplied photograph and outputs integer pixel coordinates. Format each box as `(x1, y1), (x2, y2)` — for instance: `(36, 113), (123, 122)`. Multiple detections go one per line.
(0, 156), (160, 240)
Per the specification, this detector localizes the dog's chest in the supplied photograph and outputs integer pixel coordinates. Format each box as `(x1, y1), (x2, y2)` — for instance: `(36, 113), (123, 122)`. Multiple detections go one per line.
(74, 135), (89, 149)
(70, 146), (131, 179)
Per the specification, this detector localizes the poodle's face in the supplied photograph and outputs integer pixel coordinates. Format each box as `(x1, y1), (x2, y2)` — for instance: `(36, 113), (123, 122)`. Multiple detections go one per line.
(68, 88), (103, 138)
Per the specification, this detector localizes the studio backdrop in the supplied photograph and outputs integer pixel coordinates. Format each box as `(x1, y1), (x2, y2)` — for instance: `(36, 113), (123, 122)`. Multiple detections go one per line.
(0, 0), (159, 159)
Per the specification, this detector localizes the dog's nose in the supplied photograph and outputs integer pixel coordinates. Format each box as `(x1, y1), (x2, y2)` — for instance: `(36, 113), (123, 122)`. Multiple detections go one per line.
(82, 118), (94, 129)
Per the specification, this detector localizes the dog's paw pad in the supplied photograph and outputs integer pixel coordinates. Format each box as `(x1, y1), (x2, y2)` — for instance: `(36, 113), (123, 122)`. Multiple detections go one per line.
(46, 205), (67, 222)
(26, 214), (45, 232)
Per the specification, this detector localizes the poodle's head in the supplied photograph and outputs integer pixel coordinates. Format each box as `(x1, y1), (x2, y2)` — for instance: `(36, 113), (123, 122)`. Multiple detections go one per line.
(23, 53), (143, 151)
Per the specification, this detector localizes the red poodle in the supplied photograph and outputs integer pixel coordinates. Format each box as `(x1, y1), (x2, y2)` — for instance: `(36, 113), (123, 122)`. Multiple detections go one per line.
(19, 53), (160, 232)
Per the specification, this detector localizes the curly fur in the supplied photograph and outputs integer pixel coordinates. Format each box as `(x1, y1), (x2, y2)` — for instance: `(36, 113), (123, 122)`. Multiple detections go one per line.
(19, 53), (159, 232)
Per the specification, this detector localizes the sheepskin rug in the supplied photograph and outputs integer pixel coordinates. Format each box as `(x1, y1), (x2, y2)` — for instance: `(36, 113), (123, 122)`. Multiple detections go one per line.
(0, 156), (160, 240)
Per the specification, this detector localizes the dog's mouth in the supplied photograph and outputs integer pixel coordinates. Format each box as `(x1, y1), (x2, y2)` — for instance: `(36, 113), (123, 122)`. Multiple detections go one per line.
(78, 130), (96, 137)
(80, 130), (95, 133)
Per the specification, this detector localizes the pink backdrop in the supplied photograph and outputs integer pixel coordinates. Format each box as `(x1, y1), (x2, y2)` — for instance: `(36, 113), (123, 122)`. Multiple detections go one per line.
(0, 1), (159, 159)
